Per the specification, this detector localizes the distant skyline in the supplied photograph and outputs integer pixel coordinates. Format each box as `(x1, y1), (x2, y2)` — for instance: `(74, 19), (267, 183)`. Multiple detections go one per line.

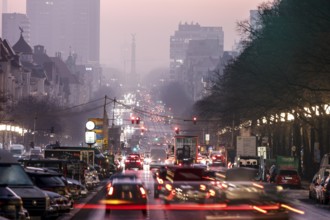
(1, 0), (266, 74)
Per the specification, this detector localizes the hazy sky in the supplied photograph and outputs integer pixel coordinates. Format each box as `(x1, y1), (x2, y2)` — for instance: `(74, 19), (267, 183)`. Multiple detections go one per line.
(2, 0), (265, 74)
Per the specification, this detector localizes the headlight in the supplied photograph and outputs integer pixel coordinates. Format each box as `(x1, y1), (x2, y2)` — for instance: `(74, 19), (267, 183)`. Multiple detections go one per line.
(1, 205), (16, 211)
(276, 185), (284, 192)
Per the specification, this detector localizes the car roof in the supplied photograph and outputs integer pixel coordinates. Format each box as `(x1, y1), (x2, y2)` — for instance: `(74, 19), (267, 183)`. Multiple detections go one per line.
(25, 166), (61, 175)
(112, 178), (143, 185)
(109, 173), (137, 179)
(0, 149), (19, 164)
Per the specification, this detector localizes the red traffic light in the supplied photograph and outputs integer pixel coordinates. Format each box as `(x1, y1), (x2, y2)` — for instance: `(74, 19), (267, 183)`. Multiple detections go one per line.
(193, 117), (197, 125)
(131, 116), (135, 124)
(136, 117), (140, 124)
(174, 127), (179, 134)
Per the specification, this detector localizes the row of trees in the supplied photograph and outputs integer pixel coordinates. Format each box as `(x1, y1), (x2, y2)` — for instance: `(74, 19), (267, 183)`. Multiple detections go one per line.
(195, 0), (330, 178)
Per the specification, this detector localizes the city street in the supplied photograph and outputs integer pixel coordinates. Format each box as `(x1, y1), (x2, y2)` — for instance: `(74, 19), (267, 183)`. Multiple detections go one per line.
(58, 166), (330, 220)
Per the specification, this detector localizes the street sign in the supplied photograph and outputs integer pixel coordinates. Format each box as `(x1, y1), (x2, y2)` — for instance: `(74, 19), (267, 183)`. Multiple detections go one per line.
(85, 131), (96, 144)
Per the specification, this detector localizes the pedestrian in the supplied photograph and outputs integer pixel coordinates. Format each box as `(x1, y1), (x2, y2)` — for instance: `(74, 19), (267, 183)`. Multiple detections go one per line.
(269, 164), (276, 183)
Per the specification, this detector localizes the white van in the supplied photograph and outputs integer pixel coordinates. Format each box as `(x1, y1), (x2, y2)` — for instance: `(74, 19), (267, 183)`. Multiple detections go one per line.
(9, 144), (26, 158)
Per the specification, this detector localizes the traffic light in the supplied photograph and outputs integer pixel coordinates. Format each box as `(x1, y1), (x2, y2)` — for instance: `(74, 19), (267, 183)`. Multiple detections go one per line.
(174, 127), (179, 134)
(50, 126), (55, 133)
(141, 126), (145, 134)
(131, 116), (140, 124)
(193, 117), (197, 125)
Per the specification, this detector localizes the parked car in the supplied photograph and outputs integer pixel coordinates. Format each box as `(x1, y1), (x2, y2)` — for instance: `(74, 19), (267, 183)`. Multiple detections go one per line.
(64, 177), (88, 199)
(315, 169), (330, 204)
(25, 167), (74, 208)
(104, 178), (148, 216)
(0, 149), (56, 219)
(0, 187), (29, 220)
(29, 147), (44, 159)
(309, 173), (320, 201)
(8, 144), (26, 159)
(275, 169), (301, 189)
(43, 190), (72, 215)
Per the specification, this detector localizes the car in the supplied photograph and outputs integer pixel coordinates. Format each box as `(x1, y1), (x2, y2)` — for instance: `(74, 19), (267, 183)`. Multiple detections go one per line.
(25, 167), (74, 208)
(104, 178), (148, 216)
(43, 190), (72, 215)
(0, 149), (56, 219)
(161, 166), (210, 204)
(315, 170), (330, 204)
(196, 154), (209, 165)
(209, 152), (226, 166)
(309, 173), (320, 201)
(124, 154), (143, 170)
(213, 167), (290, 219)
(311, 166), (330, 203)
(0, 187), (29, 220)
(64, 177), (88, 199)
(29, 147), (43, 159)
(152, 165), (167, 198)
(105, 173), (138, 193)
(275, 169), (301, 189)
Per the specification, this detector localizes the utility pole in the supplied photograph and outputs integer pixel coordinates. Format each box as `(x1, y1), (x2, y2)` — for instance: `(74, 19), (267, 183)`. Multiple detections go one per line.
(33, 114), (37, 144)
(112, 98), (116, 128)
(103, 95), (109, 152)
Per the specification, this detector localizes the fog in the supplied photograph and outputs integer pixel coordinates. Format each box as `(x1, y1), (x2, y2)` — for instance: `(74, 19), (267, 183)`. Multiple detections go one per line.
(2, 0), (264, 75)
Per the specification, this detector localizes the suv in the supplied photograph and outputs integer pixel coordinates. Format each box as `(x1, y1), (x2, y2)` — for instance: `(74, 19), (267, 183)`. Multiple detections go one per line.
(124, 154), (143, 170)
(0, 149), (56, 219)
(24, 167), (73, 209)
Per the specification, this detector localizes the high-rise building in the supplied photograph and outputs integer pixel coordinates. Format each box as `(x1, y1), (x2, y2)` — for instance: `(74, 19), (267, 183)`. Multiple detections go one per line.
(2, 13), (30, 46)
(250, 10), (262, 30)
(170, 22), (224, 80)
(26, 0), (100, 64)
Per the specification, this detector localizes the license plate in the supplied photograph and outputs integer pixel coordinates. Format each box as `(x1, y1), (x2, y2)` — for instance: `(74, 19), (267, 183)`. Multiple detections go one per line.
(284, 176), (292, 180)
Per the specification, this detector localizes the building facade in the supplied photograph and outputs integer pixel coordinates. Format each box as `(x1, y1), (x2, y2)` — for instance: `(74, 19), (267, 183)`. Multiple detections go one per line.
(26, 0), (100, 64)
(170, 22), (224, 81)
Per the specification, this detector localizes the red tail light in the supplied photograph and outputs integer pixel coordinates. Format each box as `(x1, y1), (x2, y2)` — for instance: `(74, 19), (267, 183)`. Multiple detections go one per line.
(108, 186), (114, 196)
(139, 187), (146, 198)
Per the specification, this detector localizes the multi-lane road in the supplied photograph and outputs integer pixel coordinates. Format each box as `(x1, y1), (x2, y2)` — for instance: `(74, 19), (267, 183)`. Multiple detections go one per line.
(60, 167), (330, 220)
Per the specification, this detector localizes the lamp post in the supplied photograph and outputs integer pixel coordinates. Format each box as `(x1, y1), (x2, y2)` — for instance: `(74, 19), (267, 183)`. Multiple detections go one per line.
(33, 114), (37, 145)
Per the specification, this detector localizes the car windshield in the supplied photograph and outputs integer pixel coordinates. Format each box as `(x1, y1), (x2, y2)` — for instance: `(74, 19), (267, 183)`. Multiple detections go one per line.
(10, 149), (22, 154)
(112, 184), (142, 199)
(31, 175), (66, 187)
(0, 164), (34, 186)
